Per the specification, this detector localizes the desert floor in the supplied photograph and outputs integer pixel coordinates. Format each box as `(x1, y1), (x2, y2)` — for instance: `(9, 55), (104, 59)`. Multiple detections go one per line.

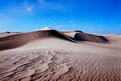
(0, 32), (121, 81)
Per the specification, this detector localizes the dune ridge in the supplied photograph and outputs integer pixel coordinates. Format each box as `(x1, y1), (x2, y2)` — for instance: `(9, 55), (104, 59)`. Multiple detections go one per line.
(74, 33), (108, 43)
(0, 29), (108, 51)
(0, 30), (77, 51)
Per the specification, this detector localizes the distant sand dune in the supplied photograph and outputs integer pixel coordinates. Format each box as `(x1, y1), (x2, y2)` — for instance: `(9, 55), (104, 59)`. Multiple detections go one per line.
(0, 29), (108, 51)
(0, 30), (76, 51)
(63, 32), (108, 43)
(74, 33), (108, 43)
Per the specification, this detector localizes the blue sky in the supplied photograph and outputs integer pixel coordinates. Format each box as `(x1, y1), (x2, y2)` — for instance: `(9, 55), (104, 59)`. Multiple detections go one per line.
(0, 0), (121, 34)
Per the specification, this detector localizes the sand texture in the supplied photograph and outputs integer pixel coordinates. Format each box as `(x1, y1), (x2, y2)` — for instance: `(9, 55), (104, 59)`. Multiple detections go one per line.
(0, 29), (121, 81)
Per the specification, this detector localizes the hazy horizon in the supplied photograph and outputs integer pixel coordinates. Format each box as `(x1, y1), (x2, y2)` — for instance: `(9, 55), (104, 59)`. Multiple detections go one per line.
(0, 0), (121, 34)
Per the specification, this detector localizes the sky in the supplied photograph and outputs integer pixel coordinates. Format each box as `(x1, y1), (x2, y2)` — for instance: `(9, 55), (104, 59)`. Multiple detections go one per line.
(0, 0), (121, 34)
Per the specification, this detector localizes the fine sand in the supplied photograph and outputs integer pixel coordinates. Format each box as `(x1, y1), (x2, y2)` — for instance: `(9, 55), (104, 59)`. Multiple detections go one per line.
(0, 29), (121, 81)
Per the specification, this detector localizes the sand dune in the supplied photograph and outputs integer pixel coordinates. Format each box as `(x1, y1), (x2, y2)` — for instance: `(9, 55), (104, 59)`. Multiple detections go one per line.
(0, 28), (121, 81)
(0, 29), (108, 51)
(0, 32), (20, 38)
(0, 30), (76, 51)
(64, 32), (108, 43)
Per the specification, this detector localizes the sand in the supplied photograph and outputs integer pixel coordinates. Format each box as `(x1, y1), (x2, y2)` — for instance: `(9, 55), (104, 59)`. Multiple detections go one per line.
(0, 32), (20, 38)
(0, 29), (121, 81)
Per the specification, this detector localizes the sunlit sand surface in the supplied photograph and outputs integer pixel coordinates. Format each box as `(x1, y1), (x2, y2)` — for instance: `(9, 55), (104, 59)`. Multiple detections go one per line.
(0, 28), (121, 81)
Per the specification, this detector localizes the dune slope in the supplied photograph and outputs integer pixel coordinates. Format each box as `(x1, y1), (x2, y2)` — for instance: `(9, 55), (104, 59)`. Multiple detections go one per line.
(1, 29), (120, 81)
(0, 36), (121, 81)
(0, 29), (108, 51)
(0, 30), (76, 51)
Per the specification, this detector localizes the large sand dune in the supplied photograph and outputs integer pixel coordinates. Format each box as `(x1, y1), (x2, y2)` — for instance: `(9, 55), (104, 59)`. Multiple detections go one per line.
(0, 28), (121, 81)
(0, 30), (76, 51)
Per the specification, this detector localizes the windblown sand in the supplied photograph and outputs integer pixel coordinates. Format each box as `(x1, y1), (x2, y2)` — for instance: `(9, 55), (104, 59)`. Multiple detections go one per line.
(0, 32), (121, 81)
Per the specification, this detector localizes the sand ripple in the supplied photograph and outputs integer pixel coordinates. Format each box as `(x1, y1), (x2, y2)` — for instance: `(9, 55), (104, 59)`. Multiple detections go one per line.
(0, 49), (121, 81)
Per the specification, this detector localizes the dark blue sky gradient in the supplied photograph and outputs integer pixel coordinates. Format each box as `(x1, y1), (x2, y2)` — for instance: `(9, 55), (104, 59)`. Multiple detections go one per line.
(0, 0), (121, 34)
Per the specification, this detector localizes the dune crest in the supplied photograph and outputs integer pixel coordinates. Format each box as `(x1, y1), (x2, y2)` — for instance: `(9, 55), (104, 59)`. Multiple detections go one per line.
(38, 27), (53, 31)
(0, 28), (108, 51)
